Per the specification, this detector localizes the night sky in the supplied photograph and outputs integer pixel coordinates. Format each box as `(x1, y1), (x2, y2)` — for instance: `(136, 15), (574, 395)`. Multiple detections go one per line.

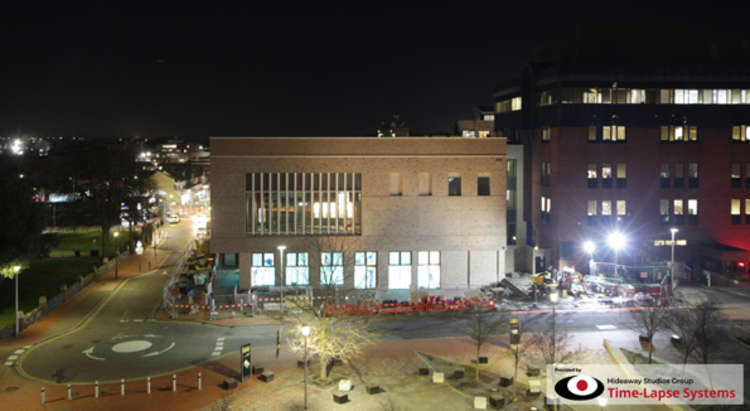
(1, 3), (748, 138)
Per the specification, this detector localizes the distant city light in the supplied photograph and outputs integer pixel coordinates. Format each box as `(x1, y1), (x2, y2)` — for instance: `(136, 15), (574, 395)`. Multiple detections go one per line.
(10, 138), (24, 155)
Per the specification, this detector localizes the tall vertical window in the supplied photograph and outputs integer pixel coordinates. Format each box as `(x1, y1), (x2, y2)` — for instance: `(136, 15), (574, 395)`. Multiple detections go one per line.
(660, 164), (670, 188)
(417, 251), (440, 289)
(448, 176), (462, 196)
(583, 89), (602, 103)
(616, 163), (627, 188)
(673, 199), (684, 224)
(616, 200), (627, 218)
(732, 125), (750, 142)
(588, 125), (598, 142)
(601, 200), (612, 225)
(587, 163), (598, 188)
(541, 162), (551, 186)
(507, 159), (517, 245)
(418, 172), (432, 196)
(660, 125), (698, 142)
(511, 96), (522, 111)
(540, 196), (551, 222)
(477, 176), (491, 196)
(731, 199), (741, 224)
(541, 127), (551, 142)
(689, 163), (699, 188)
(660, 199), (670, 224)
(246, 172), (361, 235)
(389, 172), (403, 196)
(732, 163), (742, 188)
(251, 253), (275, 286)
(354, 251), (377, 289)
(630, 89), (646, 103)
(320, 252), (344, 286)
(688, 199), (698, 224)
(587, 200), (597, 225)
(602, 163), (613, 188)
(746, 200), (750, 224)
(388, 251), (411, 289)
(674, 163), (684, 188)
(286, 252), (309, 286)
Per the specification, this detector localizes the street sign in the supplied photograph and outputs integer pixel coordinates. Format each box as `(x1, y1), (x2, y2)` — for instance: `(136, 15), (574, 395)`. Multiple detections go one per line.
(241, 343), (252, 382)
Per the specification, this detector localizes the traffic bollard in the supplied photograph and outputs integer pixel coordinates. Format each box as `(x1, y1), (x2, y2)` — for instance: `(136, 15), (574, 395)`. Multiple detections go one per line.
(67, 383), (72, 400)
(147, 376), (151, 394)
(198, 372), (202, 391)
(41, 387), (46, 405)
(121, 378), (125, 396)
(95, 380), (99, 398)
(172, 374), (177, 392)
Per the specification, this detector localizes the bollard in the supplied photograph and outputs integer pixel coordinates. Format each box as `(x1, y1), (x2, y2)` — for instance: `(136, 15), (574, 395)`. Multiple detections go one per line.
(147, 376), (151, 394)
(95, 380), (99, 398)
(67, 383), (72, 400)
(121, 378), (125, 396)
(172, 374), (177, 392)
(198, 372), (202, 391)
(41, 387), (46, 405)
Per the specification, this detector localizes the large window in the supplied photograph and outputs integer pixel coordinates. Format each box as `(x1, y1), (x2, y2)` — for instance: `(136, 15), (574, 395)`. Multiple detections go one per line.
(320, 252), (344, 286)
(251, 253), (275, 286)
(477, 176), (491, 196)
(448, 176), (462, 196)
(732, 163), (742, 188)
(660, 164), (670, 188)
(587, 200), (597, 225)
(674, 163), (684, 188)
(286, 252), (309, 286)
(673, 199), (684, 224)
(417, 251), (440, 289)
(732, 199), (741, 224)
(616, 200), (627, 218)
(587, 163), (597, 188)
(602, 126), (626, 142)
(688, 199), (698, 224)
(660, 125), (698, 142)
(660, 199), (670, 224)
(388, 251), (411, 289)
(246, 172), (361, 235)
(541, 127), (551, 142)
(616, 163), (627, 188)
(602, 163), (613, 188)
(732, 125), (750, 142)
(689, 163), (699, 188)
(354, 251), (377, 289)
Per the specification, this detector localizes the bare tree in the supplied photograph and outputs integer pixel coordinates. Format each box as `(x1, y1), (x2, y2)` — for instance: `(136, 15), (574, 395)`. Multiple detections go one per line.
(691, 300), (725, 365)
(628, 299), (668, 363)
(664, 303), (700, 365)
(463, 308), (509, 382)
(526, 307), (580, 366)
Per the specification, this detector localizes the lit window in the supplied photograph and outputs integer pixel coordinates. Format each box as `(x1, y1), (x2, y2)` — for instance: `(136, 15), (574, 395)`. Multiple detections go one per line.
(587, 200), (597, 216)
(587, 163), (598, 179)
(541, 127), (551, 142)
(583, 89), (602, 103)
(320, 252), (344, 286)
(354, 251), (377, 289)
(511, 97), (522, 111)
(602, 126), (625, 141)
(713, 89), (729, 104)
(286, 252), (309, 286)
(462, 130), (476, 138)
(478, 130), (490, 138)
(630, 89), (646, 104)
(732, 125), (750, 142)
(616, 163), (627, 188)
(732, 163), (742, 187)
(731, 199), (741, 215)
(417, 251), (440, 289)
(251, 252), (275, 286)
(388, 251), (412, 289)
(616, 200), (626, 216)
(588, 125), (597, 142)
(688, 199), (698, 225)
(674, 200), (684, 215)
(601, 200), (612, 216)
(660, 199), (670, 223)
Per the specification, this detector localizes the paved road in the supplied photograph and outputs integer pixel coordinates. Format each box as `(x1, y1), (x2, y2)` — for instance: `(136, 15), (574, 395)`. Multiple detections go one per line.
(16, 224), (750, 384)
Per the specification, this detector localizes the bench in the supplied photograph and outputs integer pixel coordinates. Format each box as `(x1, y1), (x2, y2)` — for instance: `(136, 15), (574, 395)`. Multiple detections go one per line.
(333, 391), (349, 404)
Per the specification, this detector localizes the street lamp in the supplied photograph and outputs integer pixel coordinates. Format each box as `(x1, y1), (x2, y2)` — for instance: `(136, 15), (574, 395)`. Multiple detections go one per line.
(670, 227), (678, 294)
(301, 325), (311, 410)
(113, 231), (120, 279)
(607, 231), (626, 276)
(13, 265), (20, 336)
(278, 245), (286, 314)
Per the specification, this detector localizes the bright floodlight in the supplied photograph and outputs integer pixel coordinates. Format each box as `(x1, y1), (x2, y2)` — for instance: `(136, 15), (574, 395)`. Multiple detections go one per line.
(583, 240), (596, 255)
(607, 231), (626, 251)
(13, 265), (20, 274)
(301, 325), (310, 337)
(598, 396), (608, 407)
(670, 227), (679, 235)
(113, 231), (119, 238)
(277, 245), (287, 252)
(549, 292), (559, 304)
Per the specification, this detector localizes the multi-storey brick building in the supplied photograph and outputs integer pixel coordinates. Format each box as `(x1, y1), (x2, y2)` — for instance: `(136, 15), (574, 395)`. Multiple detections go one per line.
(494, 36), (750, 278)
(210, 137), (507, 298)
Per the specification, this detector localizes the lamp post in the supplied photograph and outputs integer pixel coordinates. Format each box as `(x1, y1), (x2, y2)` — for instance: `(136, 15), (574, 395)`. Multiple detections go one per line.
(113, 231), (120, 279)
(549, 291), (559, 411)
(607, 231), (626, 277)
(583, 240), (596, 274)
(670, 227), (678, 295)
(13, 265), (20, 336)
(278, 245), (286, 314)
(301, 325), (310, 410)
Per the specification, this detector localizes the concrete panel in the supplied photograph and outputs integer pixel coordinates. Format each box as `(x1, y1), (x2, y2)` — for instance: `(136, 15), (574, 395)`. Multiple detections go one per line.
(469, 250), (497, 287)
(444, 251), (468, 289)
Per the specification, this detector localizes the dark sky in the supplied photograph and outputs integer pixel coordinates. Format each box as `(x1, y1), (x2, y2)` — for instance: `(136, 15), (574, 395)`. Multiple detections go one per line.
(1, 3), (748, 138)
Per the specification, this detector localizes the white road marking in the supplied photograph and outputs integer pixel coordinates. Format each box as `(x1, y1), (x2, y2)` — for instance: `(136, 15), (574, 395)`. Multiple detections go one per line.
(211, 351), (221, 356)
(14, 349), (24, 354)
(23, 345), (31, 348)
(119, 319), (128, 323)
(4, 361), (13, 366)
(82, 347), (106, 361)
(217, 337), (225, 341)
(112, 340), (153, 353)
(7, 355), (18, 360)
(142, 342), (176, 358)
(596, 324), (617, 330)
(133, 319), (144, 322)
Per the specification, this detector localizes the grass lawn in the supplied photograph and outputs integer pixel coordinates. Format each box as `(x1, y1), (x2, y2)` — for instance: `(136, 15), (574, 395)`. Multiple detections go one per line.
(0, 256), (100, 328)
(52, 230), (139, 257)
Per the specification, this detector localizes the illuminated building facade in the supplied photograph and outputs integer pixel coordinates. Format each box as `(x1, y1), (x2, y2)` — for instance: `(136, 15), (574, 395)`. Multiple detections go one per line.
(210, 137), (507, 298)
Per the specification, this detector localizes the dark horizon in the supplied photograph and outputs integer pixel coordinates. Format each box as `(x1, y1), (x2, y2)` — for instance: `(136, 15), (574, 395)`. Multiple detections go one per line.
(1, 3), (749, 139)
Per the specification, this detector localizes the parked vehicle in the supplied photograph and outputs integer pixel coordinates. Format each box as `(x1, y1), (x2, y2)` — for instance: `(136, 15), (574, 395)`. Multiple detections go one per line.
(167, 214), (180, 224)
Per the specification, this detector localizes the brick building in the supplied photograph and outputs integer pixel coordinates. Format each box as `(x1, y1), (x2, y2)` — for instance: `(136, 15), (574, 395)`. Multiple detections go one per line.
(210, 137), (507, 299)
(494, 33), (750, 278)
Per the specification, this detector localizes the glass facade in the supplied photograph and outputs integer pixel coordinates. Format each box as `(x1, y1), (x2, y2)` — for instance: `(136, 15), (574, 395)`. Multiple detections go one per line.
(536, 87), (750, 106)
(245, 172), (361, 235)
(285, 252), (309, 286)
(251, 252), (275, 286)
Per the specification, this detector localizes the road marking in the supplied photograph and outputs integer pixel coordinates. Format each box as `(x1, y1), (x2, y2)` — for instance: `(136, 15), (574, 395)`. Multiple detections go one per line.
(211, 351), (221, 356)
(112, 340), (153, 353)
(82, 347), (106, 361)
(596, 324), (617, 330)
(217, 337), (225, 341)
(14, 349), (24, 354)
(7, 355), (18, 360)
(4, 361), (13, 366)
(142, 342), (176, 358)
(133, 319), (144, 322)
(119, 319), (129, 323)
(23, 345), (31, 349)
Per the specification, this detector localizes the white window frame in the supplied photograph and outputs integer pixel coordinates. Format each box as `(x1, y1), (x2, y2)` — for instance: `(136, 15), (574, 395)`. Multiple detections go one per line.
(320, 252), (344, 286)
(388, 251), (411, 289)
(251, 252), (275, 286)
(285, 252), (309, 286)
(417, 251), (440, 289)
(354, 251), (377, 289)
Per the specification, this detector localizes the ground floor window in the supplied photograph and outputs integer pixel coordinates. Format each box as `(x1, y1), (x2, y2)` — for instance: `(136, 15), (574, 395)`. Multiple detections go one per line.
(251, 252), (275, 286)
(286, 252), (309, 286)
(354, 251), (377, 289)
(388, 251), (412, 289)
(320, 252), (344, 285)
(417, 251), (440, 289)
